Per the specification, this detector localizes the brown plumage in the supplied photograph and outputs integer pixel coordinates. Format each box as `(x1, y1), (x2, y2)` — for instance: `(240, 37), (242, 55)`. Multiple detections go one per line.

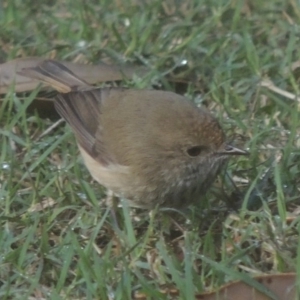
(20, 60), (247, 208)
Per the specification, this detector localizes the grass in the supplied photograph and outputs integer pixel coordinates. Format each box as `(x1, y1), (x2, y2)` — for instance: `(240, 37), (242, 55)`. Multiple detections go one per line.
(1, 0), (300, 299)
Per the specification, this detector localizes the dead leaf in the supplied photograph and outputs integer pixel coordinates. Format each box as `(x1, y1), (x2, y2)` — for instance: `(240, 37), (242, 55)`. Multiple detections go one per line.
(0, 57), (147, 94)
(28, 197), (57, 212)
(132, 273), (296, 300)
(198, 273), (296, 300)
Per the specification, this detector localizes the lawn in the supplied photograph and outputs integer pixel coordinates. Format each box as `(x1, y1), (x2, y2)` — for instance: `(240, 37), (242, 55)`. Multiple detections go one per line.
(0, 0), (300, 299)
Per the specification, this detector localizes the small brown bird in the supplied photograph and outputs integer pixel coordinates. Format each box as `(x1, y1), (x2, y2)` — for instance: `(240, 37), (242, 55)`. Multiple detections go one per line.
(20, 60), (247, 209)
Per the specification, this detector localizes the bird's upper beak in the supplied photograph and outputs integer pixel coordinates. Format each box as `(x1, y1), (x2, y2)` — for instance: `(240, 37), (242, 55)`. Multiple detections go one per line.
(217, 144), (249, 156)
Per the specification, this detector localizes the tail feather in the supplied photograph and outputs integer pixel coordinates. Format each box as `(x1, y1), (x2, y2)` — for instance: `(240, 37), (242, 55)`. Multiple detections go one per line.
(19, 60), (90, 93)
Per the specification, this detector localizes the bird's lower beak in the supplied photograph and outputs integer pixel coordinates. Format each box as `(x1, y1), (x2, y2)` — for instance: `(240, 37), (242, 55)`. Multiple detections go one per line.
(218, 144), (249, 156)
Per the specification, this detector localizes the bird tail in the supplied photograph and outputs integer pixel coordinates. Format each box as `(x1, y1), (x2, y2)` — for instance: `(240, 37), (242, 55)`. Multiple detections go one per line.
(18, 59), (90, 93)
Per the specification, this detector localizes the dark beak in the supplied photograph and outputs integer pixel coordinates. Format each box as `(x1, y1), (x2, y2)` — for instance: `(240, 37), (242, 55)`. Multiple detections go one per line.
(217, 145), (249, 156)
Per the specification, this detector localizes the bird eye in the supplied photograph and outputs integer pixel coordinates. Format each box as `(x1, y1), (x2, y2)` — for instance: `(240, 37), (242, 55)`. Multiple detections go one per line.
(186, 146), (206, 157)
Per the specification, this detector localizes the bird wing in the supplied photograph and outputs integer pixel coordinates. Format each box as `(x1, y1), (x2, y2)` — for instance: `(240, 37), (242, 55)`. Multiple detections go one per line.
(20, 59), (117, 166)
(55, 89), (117, 166)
